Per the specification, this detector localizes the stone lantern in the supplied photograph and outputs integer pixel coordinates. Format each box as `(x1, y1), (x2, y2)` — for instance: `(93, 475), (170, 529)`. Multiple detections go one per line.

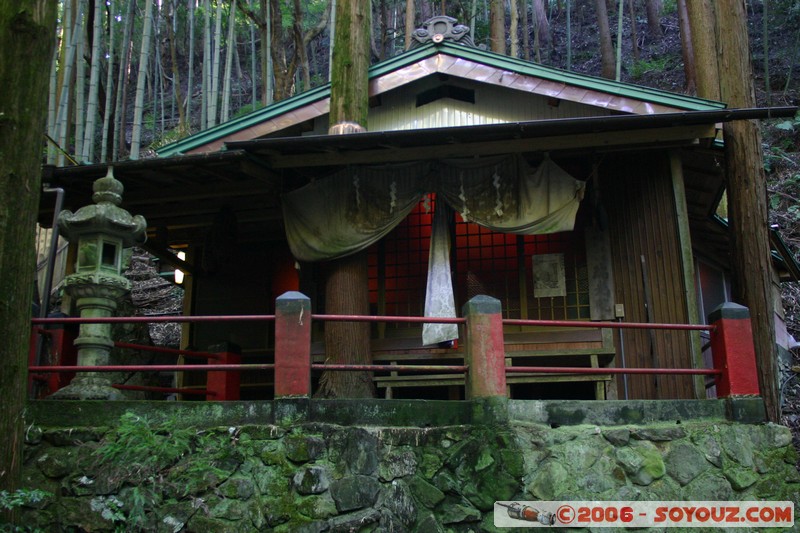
(51, 168), (147, 400)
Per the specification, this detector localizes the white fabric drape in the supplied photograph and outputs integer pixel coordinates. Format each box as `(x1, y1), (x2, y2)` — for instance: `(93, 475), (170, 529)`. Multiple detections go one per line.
(422, 202), (458, 345)
(281, 155), (585, 345)
(282, 163), (427, 262)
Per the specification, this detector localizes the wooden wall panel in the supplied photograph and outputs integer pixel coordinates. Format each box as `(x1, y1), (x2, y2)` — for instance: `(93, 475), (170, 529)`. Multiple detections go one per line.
(601, 152), (695, 399)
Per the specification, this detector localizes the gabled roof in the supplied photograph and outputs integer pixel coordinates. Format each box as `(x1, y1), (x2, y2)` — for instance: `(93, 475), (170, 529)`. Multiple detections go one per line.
(157, 41), (726, 157)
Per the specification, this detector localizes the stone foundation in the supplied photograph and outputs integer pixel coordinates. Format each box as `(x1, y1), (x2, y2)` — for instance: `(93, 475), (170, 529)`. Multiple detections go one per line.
(16, 400), (800, 532)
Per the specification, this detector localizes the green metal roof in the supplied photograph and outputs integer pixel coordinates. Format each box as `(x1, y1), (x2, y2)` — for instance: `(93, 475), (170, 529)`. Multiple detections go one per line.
(157, 41), (726, 157)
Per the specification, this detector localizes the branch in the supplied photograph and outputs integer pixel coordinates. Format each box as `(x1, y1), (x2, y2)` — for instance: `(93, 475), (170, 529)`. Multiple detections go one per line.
(239, 1), (265, 28)
(303, 0), (331, 46)
(768, 187), (800, 205)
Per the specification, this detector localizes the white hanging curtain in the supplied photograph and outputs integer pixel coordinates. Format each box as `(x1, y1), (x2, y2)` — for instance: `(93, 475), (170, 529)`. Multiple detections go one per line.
(281, 155), (585, 345)
(282, 162), (428, 262)
(422, 201), (458, 345)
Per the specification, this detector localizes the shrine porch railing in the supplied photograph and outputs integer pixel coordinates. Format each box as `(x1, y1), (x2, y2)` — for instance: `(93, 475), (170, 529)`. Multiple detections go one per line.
(28, 293), (759, 402)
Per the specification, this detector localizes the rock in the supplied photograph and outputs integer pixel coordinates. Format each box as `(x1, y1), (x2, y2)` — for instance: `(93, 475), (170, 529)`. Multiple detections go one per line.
(333, 429), (378, 475)
(380, 479), (417, 526)
(378, 448), (417, 481)
(463, 468), (519, 511)
(408, 475), (445, 508)
(297, 493), (338, 520)
(285, 435), (326, 463)
(721, 426), (754, 467)
(724, 466), (759, 491)
(562, 437), (604, 472)
(616, 442), (665, 486)
(603, 428), (631, 446)
(765, 423), (793, 448)
(293, 466), (331, 495)
(691, 432), (723, 468)
(36, 449), (74, 478)
(416, 511), (444, 533)
(418, 451), (443, 479)
(527, 460), (570, 500)
(219, 476), (255, 500)
(43, 428), (106, 447)
(327, 508), (381, 532)
(684, 472), (733, 501)
(329, 475), (381, 512)
(630, 426), (687, 441)
(440, 503), (481, 524)
(209, 497), (248, 521)
(665, 443), (710, 486)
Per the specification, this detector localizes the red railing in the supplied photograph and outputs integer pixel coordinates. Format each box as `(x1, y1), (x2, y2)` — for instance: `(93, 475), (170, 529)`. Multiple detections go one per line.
(29, 293), (758, 401)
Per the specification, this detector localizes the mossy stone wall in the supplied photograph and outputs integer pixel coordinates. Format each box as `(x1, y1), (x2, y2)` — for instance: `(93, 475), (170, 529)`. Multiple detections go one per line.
(16, 401), (800, 532)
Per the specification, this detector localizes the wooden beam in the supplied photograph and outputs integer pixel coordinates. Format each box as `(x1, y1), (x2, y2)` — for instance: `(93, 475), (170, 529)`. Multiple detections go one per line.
(670, 150), (705, 399)
(267, 125), (717, 168)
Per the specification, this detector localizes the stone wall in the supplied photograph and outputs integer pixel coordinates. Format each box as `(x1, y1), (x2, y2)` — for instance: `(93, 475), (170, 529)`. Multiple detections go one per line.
(15, 401), (800, 532)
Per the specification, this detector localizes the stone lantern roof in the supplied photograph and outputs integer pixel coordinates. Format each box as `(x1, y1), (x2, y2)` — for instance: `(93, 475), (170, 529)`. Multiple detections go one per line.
(58, 167), (147, 247)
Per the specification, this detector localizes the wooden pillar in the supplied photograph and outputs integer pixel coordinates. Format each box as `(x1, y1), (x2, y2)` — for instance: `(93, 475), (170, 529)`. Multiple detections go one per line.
(275, 291), (312, 398)
(709, 303), (760, 398)
(463, 295), (507, 399)
(669, 150), (704, 398)
(206, 342), (241, 401)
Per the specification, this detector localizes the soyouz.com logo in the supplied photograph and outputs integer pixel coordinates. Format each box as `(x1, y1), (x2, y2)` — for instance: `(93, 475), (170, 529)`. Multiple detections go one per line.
(493, 501), (795, 528)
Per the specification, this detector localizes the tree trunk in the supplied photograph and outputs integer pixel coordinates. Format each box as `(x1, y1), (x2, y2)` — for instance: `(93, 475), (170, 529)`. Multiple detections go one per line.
(187, 0), (195, 130)
(763, 0), (771, 106)
(594, 0), (614, 79)
(686, 1), (720, 102)
(615, 0), (623, 81)
(489, 0), (505, 54)
(81, 0), (103, 162)
(716, 0), (780, 422)
(531, 0), (550, 51)
(317, 0), (374, 399)
(0, 0), (57, 507)
(201, 0), (210, 127)
(405, 0), (414, 50)
(521, 0), (530, 61)
(209, 0), (223, 127)
(221, 0), (237, 123)
(130, 0), (154, 159)
(167, 0), (187, 134)
(112, 0), (133, 160)
(627, 0), (639, 60)
(645, 0), (661, 38)
(100, 0), (115, 162)
(676, 0), (696, 94)
(510, 0), (519, 57)
(74, 2), (86, 161)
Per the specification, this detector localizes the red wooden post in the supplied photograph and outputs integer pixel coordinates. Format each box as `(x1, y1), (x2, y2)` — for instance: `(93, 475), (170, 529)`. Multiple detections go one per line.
(28, 327), (44, 395)
(48, 323), (78, 394)
(275, 291), (312, 398)
(709, 303), (760, 397)
(207, 342), (241, 401)
(463, 295), (507, 399)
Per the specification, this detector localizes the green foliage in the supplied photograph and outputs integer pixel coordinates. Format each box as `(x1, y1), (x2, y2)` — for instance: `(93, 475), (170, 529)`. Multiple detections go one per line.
(629, 56), (674, 80)
(0, 490), (51, 512)
(94, 412), (194, 480)
(661, 0), (678, 15)
(775, 112), (800, 133)
(0, 489), (52, 533)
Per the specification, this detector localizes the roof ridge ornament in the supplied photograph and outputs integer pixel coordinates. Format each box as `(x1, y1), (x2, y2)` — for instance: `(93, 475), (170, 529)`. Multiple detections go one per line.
(408, 16), (475, 50)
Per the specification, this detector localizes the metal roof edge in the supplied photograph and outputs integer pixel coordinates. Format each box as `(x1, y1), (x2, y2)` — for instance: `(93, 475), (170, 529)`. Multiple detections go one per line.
(156, 84), (333, 157)
(712, 214), (800, 282)
(431, 42), (726, 111)
(157, 41), (726, 157)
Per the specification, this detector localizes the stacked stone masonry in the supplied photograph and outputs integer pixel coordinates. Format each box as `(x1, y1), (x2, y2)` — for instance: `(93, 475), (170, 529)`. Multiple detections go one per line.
(18, 413), (800, 532)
